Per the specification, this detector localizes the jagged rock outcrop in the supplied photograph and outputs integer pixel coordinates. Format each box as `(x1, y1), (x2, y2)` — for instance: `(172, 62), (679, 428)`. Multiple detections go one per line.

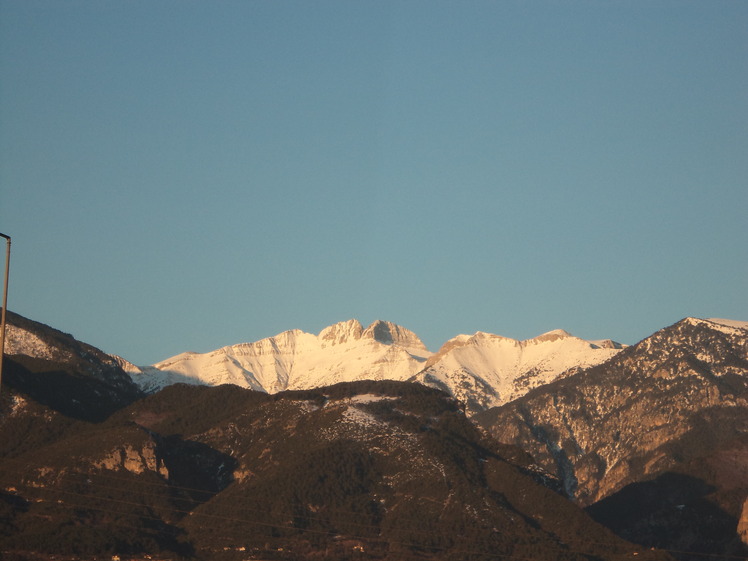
(362, 319), (425, 347)
(739, 498), (748, 546)
(319, 318), (364, 345)
(95, 442), (169, 477)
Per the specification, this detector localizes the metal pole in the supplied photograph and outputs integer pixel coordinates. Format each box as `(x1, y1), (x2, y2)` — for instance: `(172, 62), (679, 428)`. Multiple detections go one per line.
(0, 233), (10, 395)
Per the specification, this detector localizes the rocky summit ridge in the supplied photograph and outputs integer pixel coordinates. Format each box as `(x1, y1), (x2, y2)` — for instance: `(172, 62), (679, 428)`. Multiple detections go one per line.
(115, 319), (625, 414)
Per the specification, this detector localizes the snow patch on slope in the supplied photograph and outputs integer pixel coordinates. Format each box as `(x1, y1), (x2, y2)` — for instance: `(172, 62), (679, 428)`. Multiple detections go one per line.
(705, 318), (748, 332)
(4, 324), (57, 360)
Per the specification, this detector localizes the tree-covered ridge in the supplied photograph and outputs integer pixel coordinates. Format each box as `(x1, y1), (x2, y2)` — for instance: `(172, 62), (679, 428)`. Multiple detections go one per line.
(0, 379), (668, 560)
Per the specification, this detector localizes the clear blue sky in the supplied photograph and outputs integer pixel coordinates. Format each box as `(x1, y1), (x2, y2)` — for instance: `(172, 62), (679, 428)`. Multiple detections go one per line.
(1, 1), (746, 365)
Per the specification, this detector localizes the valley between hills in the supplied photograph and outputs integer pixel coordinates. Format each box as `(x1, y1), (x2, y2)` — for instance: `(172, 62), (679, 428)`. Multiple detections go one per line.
(1, 310), (747, 561)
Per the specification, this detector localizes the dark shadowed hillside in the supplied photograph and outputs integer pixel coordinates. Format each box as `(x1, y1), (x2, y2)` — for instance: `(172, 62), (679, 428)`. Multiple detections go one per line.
(0, 377), (670, 560)
(3, 311), (143, 422)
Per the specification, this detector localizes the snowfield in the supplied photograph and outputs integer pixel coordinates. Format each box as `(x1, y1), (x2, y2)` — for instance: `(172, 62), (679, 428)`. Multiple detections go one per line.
(121, 319), (629, 414)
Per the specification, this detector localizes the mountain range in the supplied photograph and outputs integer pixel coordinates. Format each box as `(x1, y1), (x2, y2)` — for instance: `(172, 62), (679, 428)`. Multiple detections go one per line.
(1, 310), (747, 560)
(115, 319), (624, 415)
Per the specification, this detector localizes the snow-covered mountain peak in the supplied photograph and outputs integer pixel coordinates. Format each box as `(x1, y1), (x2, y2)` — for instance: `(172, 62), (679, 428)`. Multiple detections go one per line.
(126, 318), (627, 415)
(267, 328), (308, 345)
(469, 331), (517, 344)
(450, 334), (473, 344)
(423, 334), (474, 368)
(413, 327), (625, 415)
(319, 319), (364, 346)
(684, 317), (710, 328)
(528, 329), (574, 344)
(131, 319), (431, 395)
(153, 350), (198, 370)
(233, 328), (318, 356)
(361, 320), (427, 350)
(428, 334), (469, 355)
